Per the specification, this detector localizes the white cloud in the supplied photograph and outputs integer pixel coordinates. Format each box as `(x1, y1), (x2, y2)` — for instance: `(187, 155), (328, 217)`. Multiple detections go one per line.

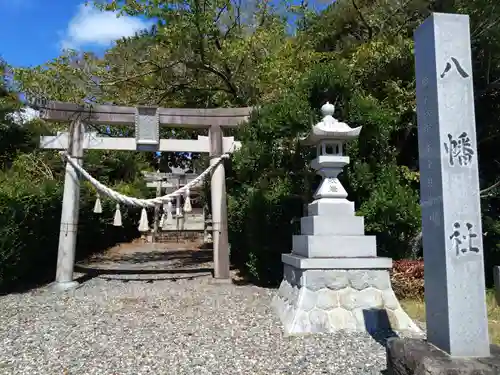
(60, 4), (151, 50)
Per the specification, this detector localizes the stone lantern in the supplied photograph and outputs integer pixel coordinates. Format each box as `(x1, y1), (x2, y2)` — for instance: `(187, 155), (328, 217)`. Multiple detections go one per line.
(272, 102), (420, 335)
(301, 102), (361, 203)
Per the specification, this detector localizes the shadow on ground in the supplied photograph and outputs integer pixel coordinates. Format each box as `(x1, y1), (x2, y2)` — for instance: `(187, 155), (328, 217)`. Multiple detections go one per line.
(97, 273), (213, 283)
(363, 308), (399, 346)
(94, 249), (214, 265)
(79, 248), (215, 270)
(1, 246), (219, 295)
(362, 308), (398, 375)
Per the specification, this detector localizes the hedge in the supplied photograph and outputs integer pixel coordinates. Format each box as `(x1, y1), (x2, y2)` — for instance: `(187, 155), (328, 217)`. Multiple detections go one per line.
(391, 259), (425, 300)
(0, 176), (141, 292)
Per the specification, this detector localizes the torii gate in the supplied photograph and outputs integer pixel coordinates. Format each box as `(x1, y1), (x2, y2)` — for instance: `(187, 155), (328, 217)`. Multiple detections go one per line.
(143, 170), (204, 239)
(39, 101), (251, 290)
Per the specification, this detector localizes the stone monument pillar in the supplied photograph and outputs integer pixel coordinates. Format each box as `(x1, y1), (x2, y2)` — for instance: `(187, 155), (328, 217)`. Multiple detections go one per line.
(272, 102), (420, 334)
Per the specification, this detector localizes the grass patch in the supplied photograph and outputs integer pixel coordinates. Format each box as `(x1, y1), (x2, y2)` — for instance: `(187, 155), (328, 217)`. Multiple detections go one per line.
(401, 289), (500, 345)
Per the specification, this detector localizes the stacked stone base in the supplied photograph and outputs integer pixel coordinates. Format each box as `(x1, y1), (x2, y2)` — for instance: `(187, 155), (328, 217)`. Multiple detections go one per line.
(272, 264), (421, 334)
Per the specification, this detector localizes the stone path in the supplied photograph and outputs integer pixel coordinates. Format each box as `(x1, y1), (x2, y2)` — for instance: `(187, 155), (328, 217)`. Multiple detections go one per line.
(1, 240), (421, 375)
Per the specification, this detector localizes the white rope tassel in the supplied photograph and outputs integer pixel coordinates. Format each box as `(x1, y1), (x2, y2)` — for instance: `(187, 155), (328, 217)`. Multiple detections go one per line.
(175, 196), (181, 217)
(158, 202), (166, 230)
(159, 212), (165, 229)
(93, 193), (102, 214)
(162, 213), (170, 230)
(183, 188), (192, 213)
(113, 203), (122, 227)
(138, 207), (149, 232)
(166, 199), (174, 223)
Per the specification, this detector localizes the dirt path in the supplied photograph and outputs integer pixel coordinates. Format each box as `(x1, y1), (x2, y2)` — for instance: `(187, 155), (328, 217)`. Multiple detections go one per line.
(78, 237), (214, 274)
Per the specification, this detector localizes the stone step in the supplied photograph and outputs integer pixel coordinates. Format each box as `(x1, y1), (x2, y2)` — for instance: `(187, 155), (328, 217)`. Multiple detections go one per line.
(308, 199), (355, 217)
(300, 215), (364, 236)
(282, 254), (392, 269)
(292, 234), (376, 258)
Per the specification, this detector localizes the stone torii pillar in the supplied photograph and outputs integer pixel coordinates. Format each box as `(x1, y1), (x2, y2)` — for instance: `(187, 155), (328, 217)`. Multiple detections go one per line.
(53, 118), (84, 291)
(209, 125), (230, 281)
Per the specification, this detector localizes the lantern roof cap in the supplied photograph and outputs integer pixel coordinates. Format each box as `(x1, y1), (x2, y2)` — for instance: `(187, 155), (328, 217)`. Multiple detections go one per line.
(301, 102), (362, 145)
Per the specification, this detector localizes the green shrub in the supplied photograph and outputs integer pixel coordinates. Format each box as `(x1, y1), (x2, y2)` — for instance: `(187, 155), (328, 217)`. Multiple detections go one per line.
(227, 94), (313, 285)
(227, 62), (422, 285)
(228, 177), (304, 285)
(355, 166), (421, 259)
(0, 174), (142, 292)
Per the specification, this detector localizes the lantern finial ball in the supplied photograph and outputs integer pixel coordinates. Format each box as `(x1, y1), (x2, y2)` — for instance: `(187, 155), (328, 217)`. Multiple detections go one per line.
(321, 102), (335, 117)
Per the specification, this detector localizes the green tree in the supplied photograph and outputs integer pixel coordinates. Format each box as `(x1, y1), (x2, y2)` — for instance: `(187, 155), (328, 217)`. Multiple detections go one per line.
(90, 0), (318, 107)
(0, 60), (36, 169)
(8, 0), (500, 288)
(228, 0), (500, 285)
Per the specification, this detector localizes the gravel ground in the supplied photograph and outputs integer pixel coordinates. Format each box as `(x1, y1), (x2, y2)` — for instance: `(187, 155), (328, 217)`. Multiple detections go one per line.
(0, 274), (406, 375)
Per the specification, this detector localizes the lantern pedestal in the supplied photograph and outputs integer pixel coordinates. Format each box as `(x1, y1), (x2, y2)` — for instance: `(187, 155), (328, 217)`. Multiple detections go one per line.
(272, 197), (421, 335)
(311, 156), (349, 201)
(272, 103), (420, 335)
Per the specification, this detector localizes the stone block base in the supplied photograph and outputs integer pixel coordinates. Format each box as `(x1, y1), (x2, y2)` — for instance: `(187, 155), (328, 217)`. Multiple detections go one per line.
(386, 338), (500, 375)
(272, 264), (421, 335)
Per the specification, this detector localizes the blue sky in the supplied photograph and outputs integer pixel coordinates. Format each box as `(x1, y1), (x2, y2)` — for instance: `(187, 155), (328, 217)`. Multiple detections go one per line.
(0, 0), (153, 67)
(0, 0), (330, 68)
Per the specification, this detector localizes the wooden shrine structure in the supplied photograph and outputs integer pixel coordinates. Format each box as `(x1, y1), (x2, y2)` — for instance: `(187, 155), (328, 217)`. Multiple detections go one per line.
(142, 169), (205, 240)
(39, 101), (251, 289)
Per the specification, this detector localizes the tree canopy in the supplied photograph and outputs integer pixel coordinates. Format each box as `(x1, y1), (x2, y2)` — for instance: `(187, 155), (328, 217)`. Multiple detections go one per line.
(3, 0), (500, 288)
